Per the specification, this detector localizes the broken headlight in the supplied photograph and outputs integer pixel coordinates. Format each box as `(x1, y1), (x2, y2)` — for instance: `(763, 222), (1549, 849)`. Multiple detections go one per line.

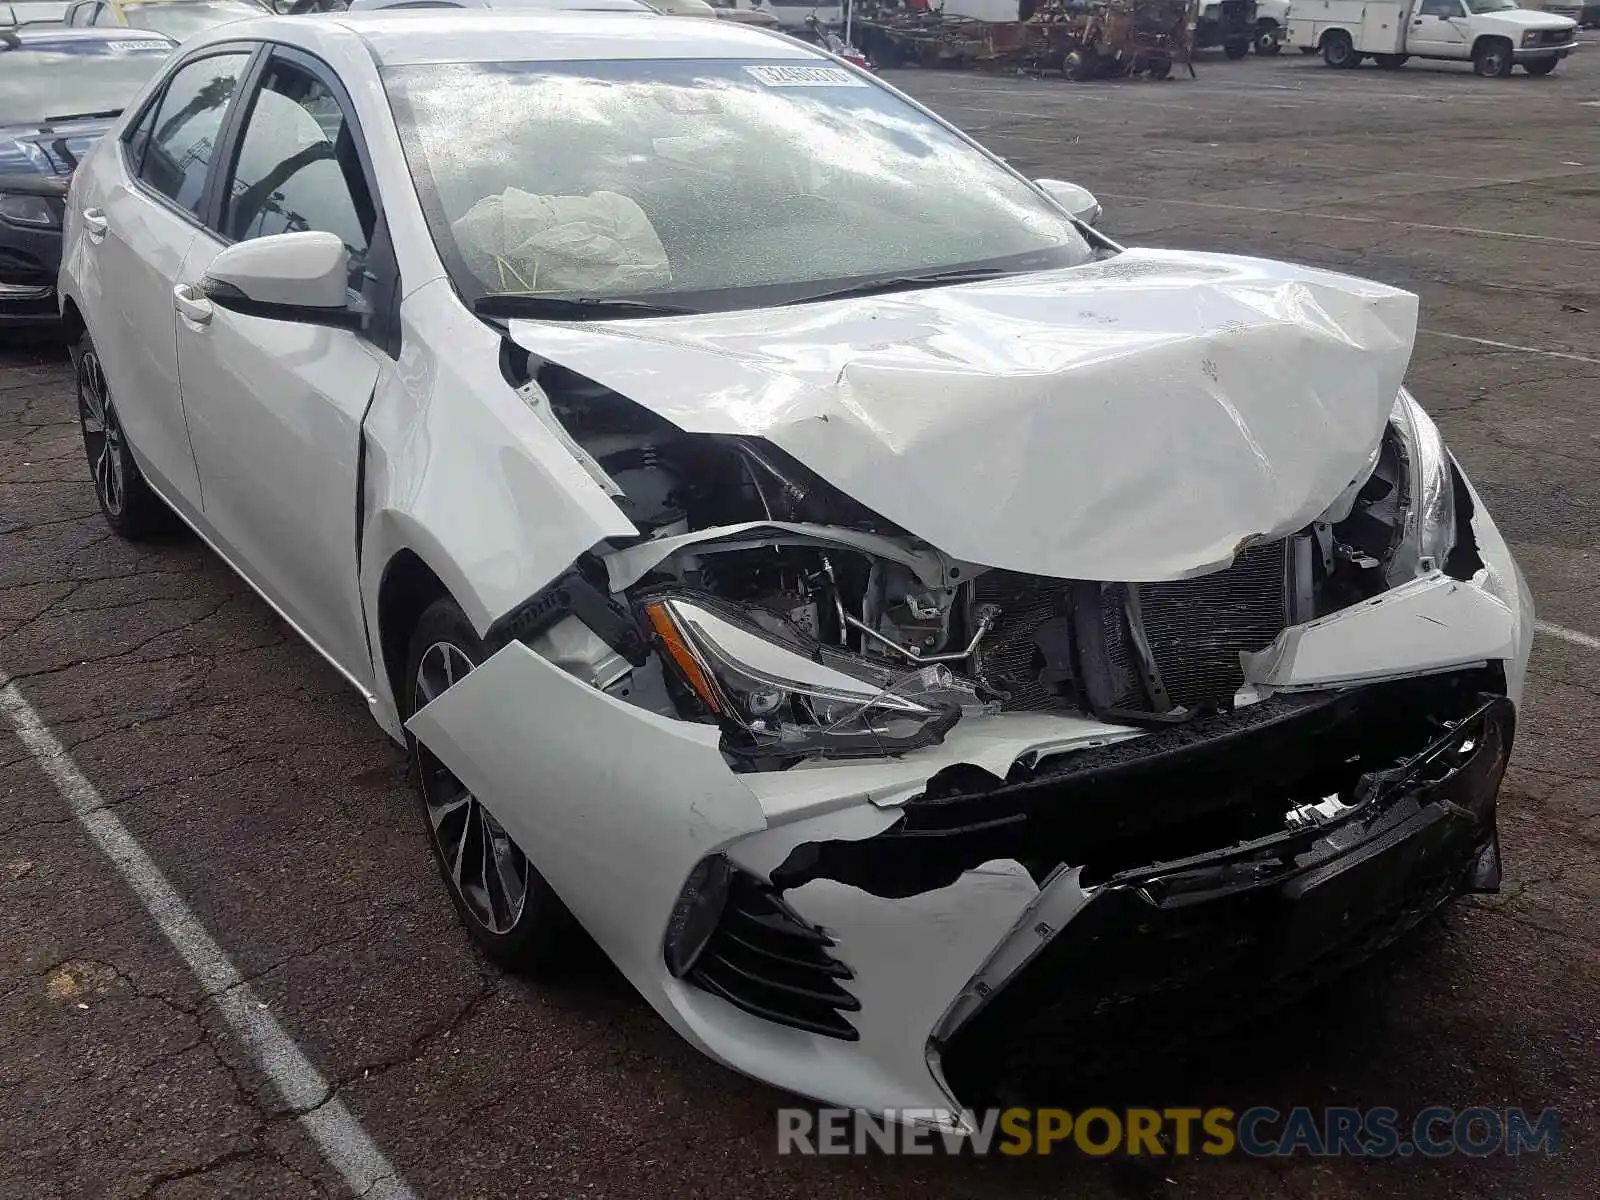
(643, 596), (967, 760)
(1386, 389), (1457, 584)
(1334, 390), (1457, 588)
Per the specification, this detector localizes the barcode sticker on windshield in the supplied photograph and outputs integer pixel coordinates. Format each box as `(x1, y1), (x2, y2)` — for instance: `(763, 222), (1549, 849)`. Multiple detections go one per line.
(744, 64), (866, 88)
(111, 41), (175, 53)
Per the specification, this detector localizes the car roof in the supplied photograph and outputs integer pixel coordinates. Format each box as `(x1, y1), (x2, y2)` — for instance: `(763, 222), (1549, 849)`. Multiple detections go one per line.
(0, 23), (175, 43)
(180, 12), (816, 65)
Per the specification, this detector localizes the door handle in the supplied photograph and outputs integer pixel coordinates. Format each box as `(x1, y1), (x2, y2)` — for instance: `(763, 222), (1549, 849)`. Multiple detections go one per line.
(173, 283), (214, 326)
(81, 207), (109, 242)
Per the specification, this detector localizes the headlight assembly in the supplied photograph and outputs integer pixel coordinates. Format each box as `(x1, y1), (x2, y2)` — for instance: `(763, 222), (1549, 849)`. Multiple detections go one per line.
(0, 192), (61, 230)
(1330, 389), (1458, 587)
(1386, 389), (1457, 584)
(643, 595), (980, 760)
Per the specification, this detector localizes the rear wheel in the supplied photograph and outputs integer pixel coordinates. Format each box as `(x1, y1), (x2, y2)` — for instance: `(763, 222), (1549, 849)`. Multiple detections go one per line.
(1147, 56), (1173, 79)
(73, 330), (171, 540)
(1374, 53), (1409, 69)
(405, 596), (578, 971)
(1522, 57), (1559, 76)
(1473, 38), (1513, 77)
(1254, 23), (1282, 54)
(1322, 30), (1358, 68)
(1062, 47), (1098, 81)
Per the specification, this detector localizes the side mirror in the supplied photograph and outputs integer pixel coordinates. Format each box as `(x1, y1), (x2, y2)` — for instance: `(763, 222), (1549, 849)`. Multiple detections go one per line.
(201, 230), (361, 329)
(1034, 178), (1103, 227)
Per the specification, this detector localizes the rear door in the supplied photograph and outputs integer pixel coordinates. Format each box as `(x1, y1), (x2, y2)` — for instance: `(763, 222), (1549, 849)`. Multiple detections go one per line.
(171, 47), (394, 682)
(80, 46), (254, 510)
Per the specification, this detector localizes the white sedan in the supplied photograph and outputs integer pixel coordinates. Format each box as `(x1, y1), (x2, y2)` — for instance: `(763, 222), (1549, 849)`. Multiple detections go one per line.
(58, 11), (1532, 1121)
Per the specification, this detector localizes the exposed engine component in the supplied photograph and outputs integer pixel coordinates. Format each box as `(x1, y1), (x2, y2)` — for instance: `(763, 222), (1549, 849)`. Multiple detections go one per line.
(511, 359), (1485, 764)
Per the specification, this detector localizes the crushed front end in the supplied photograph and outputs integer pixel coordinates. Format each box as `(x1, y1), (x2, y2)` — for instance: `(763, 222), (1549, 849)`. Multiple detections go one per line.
(408, 255), (1532, 1120)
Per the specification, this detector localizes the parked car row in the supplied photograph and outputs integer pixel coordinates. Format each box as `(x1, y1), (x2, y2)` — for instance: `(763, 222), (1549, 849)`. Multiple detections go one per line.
(26, 5), (1533, 1123)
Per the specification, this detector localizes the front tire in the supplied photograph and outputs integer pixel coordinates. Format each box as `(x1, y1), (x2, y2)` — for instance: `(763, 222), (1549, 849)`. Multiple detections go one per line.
(73, 330), (171, 540)
(1473, 38), (1513, 77)
(1254, 24), (1281, 54)
(1062, 47), (1098, 81)
(1374, 53), (1408, 69)
(1224, 37), (1250, 59)
(404, 596), (577, 971)
(1522, 57), (1559, 76)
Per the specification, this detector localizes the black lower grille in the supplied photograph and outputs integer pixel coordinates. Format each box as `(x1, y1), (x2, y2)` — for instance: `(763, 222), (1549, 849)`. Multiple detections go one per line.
(973, 541), (1292, 716)
(688, 872), (860, 1041)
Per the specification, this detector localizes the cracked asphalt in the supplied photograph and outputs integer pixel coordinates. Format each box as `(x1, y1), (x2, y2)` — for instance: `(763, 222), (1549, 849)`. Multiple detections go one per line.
(3, 46), (1599, 1200)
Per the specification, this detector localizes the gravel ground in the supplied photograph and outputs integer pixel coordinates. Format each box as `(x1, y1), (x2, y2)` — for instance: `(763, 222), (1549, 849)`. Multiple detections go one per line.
(1, 46), (1597, 1200)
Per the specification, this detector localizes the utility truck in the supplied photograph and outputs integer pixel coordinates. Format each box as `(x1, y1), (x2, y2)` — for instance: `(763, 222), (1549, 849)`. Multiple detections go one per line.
(1288, 0), (1579, 75)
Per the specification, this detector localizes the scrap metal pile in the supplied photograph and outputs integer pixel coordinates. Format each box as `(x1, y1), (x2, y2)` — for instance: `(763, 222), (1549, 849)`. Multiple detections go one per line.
(852, 0), (1194, 80)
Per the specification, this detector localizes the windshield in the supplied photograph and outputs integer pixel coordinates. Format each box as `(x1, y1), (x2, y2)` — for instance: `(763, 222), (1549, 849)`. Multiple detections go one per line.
(2, 1), (71, 21)
(1464, 0), (1517, 10)
(0, 39), (171, 125)
(384, 58), (1091, 312)
(126, 1), (264, 37)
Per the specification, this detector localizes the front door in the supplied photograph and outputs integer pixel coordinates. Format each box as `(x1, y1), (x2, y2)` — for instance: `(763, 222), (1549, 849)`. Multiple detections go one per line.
(172, 50), (388, 683)
(1410, 0), (1471, 53)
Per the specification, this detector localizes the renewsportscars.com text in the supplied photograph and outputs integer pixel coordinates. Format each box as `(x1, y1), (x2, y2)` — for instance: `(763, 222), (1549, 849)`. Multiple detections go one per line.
(777, 1106), (1561, 1158)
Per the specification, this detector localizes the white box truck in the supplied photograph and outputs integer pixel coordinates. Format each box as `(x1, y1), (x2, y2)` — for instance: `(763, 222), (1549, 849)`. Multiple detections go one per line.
(1287, 0), (1580, 76)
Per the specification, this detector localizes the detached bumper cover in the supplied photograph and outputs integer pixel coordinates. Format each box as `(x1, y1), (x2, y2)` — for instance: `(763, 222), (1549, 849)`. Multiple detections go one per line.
(936, 687), (1511, 1104)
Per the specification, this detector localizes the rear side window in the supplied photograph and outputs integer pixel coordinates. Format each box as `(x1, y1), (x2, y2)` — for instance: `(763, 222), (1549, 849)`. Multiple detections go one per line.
(137, 51), (252, 217)
(222, 60), (375, 264)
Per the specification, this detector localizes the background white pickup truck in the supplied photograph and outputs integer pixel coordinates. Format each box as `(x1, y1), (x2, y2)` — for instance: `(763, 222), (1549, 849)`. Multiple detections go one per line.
(1288, 0), (1580, 75)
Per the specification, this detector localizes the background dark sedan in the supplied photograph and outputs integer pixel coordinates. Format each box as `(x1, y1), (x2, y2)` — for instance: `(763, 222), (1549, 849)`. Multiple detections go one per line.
(0, 26), (173, 328)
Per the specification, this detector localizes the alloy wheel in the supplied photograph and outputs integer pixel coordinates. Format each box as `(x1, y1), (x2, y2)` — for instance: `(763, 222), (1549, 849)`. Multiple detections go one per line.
(414, 641), (529, 934)
(77, 349), (126, 518)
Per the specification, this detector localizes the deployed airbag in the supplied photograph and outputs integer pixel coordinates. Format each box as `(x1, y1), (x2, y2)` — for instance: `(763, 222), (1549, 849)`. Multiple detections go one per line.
(452, 188), (671, 295)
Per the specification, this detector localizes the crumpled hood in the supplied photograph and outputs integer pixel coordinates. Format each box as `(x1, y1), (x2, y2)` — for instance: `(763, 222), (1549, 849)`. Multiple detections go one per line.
(508, 248), (1418, 581)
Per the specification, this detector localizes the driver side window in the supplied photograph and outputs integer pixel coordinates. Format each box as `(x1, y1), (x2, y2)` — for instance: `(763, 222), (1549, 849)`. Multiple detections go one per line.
(1419, 0), (1462, 15)
(220, 59), (375, 272)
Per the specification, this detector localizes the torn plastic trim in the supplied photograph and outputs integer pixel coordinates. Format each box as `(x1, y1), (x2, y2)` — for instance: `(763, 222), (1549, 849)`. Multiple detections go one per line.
(603, 520), (959, 594)
(485, 562), (649, 663)
(1240, 570), (1513, 693)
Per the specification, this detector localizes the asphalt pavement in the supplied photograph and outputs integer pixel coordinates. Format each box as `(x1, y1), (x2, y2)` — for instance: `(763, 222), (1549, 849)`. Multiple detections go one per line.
(2, 47), (1598, 1200)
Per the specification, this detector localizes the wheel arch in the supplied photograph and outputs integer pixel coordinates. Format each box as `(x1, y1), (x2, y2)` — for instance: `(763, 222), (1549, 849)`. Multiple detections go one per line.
(1318, 25), (1354, 48)
(1471, 33), (1514, 59)
(59, 295), (86, 346)
(375, 545), (453, 722)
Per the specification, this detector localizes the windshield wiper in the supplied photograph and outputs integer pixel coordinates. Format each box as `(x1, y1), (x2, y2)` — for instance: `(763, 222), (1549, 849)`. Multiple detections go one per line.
(42, 109), (123, 124)
(472, 294), (696, 321)
(784, 266), (1015, 306)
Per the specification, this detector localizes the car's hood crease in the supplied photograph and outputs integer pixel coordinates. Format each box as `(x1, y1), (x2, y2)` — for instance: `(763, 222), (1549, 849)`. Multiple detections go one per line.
(507, 248), (1419, 582)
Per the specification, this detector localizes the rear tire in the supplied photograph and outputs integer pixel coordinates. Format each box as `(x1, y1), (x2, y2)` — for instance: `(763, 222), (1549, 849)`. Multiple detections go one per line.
(1254, 23), (1282, 54)
(1224, 37), (1250, 59)
(1062, 47), (1098, 81)
(1147, 57), (1173, 79)
(404, 596), (578, 972)
(72, 330), (172, 540)
(1374, 53), (1409, 69)
(1322, 30), (1358, 68)
(1473, 38), (1513, 77)
(1522, 57), (1559, 76)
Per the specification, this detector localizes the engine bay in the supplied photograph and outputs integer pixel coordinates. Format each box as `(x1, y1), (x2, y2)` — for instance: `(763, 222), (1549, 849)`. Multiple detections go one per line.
(511, 355), (1482, 765)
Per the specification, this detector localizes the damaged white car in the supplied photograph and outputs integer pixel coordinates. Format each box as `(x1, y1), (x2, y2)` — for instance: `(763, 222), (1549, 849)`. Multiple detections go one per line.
(59, 11), (1532, 1121)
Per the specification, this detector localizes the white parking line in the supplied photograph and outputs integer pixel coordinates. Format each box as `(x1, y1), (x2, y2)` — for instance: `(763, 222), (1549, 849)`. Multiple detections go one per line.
(1537, 620), (1600, 652)
(0, 673), (417, 1200)
(1419, 330), (1600, 367)
(1100, 192), (1600, 250)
